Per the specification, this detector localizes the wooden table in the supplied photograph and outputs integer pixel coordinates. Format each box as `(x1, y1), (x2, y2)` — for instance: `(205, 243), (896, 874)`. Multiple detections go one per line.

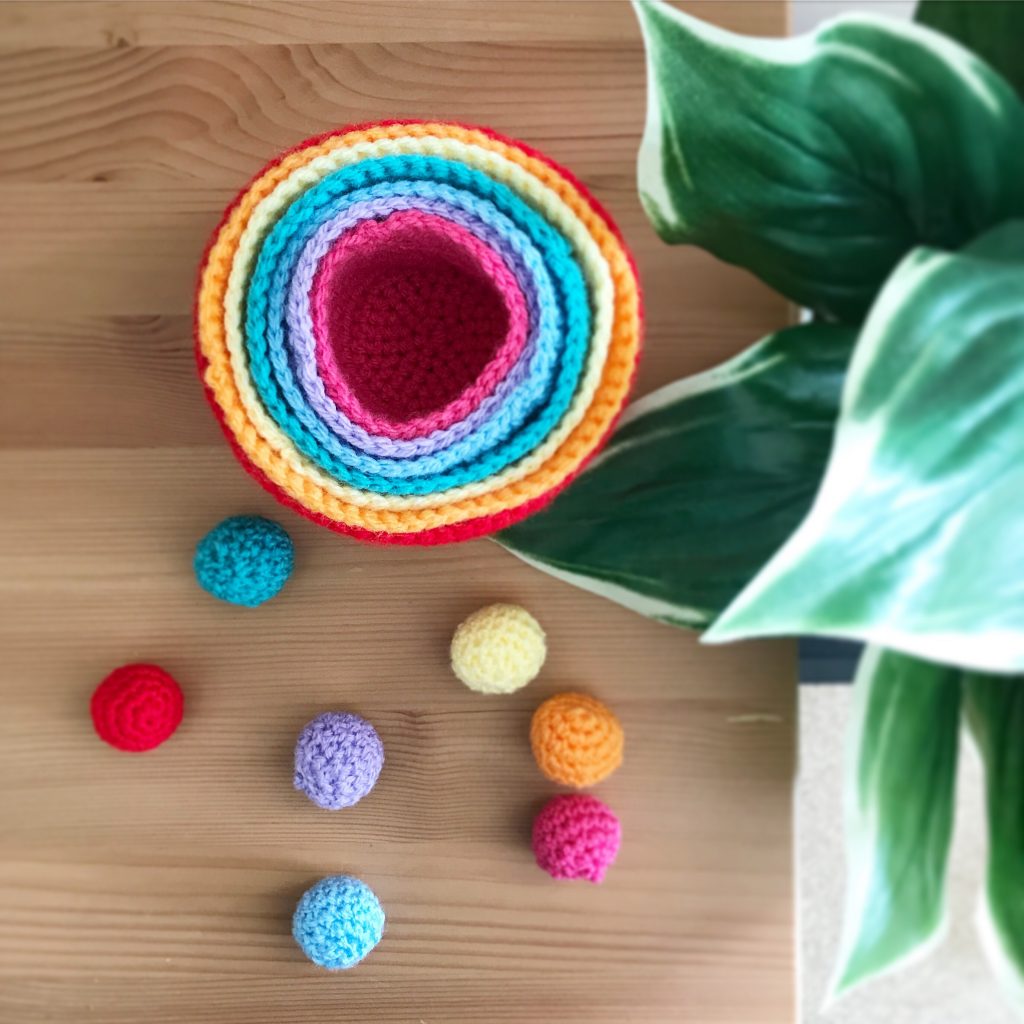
(0, 3), (794, 1021)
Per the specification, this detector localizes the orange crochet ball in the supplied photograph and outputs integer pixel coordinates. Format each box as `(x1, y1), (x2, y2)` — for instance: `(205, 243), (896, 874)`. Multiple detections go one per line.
(530, 692), (623, 788)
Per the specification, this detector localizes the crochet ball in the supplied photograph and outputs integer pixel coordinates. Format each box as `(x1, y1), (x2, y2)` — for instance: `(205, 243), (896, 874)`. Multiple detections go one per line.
(293, 875), (385, 969)
(532, 794), (621, 883)
(90, 663), (184, 752)
(530, 691), (623, 788)
(450, 603), (546, 694)
(193, 515), (294, 606)
(294, 712), (384, 810)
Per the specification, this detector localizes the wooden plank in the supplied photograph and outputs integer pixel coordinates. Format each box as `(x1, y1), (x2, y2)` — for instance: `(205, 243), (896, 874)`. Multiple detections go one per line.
(0, 2), (795, 1022)
(0, 42), (642, 184)
(0, 183), (780, 447)
(0, 446), (795, 1021)
(0, 1), (782, 47)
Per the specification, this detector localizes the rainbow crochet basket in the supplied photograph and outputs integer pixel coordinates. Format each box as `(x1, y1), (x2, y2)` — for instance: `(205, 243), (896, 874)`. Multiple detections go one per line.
(195, 121), (643, 544)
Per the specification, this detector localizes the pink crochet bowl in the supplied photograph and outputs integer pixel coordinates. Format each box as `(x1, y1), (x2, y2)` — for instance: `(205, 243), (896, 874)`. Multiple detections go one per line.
(312, 210), (529, 438)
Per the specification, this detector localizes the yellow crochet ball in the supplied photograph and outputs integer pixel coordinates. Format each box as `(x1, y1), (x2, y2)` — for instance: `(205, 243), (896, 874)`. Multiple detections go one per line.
(450, 604), (547, 694)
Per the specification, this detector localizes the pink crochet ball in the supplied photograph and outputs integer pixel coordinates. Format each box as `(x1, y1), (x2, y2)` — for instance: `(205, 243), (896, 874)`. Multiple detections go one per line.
(531, 794), (621, 883)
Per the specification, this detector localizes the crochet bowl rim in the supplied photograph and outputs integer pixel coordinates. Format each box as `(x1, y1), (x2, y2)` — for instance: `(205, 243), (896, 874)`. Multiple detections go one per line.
(192, 118), (645, 546)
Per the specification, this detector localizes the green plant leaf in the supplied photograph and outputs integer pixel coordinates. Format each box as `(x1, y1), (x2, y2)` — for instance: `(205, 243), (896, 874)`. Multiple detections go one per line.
(916, 0), (1024, 100)
(497, 322), (853, 628)
(831, 647), (961, 1000)
(634, 0), (1024, 323)
(964, 671), (1024, 1011)
(706, 221), (1024, 673)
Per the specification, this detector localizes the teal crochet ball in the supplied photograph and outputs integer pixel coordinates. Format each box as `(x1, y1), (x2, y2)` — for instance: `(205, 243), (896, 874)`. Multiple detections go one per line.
(293, 875), (385, 970)
(193, 515), (294, 606)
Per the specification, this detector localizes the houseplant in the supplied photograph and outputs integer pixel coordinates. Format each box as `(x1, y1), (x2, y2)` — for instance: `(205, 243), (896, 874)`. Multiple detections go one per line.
(499, 0), (1024, 1010)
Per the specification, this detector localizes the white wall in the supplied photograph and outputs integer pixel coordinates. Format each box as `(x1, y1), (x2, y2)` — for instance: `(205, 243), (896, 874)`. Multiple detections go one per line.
(791, 0), (915, 34)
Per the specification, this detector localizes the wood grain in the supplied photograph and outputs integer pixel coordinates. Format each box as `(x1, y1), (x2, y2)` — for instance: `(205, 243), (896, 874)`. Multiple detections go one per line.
(0, 3), (795, 1022)
(0, 1), (783, 46)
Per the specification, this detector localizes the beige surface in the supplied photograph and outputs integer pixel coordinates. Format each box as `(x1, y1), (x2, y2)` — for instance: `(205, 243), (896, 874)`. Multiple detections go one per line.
(799, 687), (1013, 1024)
(0, 3), (795, 1022)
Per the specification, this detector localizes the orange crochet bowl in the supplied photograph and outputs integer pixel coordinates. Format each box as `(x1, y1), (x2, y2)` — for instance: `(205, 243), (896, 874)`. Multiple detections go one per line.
(194, 120), (643, 545)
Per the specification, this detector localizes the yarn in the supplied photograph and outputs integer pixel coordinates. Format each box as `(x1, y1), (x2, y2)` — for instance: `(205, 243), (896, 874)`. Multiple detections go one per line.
(294, 712), (384, 810)
(193, 515), (293, 607)
(450, 603), (546, 694)
(243, 158), (590, 491)
(288, 193), (555, 459)
(90, 663), (184, 752)
(312, 209), (528, 432)
(195, 120), (644, 544)
(530, 692), (623, 788)
(532, 794), (621, 883)
(293, 875), (385, 969)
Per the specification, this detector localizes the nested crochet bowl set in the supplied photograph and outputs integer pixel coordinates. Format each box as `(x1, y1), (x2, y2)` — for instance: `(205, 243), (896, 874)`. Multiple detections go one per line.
(91, 121), (644, 969)
(195, 120), (643, 544)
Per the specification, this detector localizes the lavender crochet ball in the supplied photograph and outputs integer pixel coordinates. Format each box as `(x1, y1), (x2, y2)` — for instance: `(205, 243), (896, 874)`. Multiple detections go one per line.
(294, 712), (384, 810)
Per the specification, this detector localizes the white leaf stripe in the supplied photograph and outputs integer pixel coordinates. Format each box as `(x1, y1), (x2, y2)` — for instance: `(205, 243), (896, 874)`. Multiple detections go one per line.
(501, 549), (710, 628)
(587, 344), (784, 475)
(705, 223), (1024, 673)
(828, 647), (959, 1001)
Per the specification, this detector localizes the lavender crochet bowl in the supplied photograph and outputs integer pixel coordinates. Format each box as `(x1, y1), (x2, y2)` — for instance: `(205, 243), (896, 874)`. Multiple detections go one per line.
(293, 711), (384, 810)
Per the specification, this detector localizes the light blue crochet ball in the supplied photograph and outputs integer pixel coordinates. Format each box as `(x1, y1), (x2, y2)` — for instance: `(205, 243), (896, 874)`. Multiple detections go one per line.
(293, 875), (385, 969)
(193, 515), (294, 607)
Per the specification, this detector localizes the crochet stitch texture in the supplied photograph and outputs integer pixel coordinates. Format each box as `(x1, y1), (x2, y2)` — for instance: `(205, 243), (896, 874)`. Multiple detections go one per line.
(193, 515), (294, 606)
(194, 120), (643, 544)
(530, 692), (624, 788)
(312, 210), (528, 433)
(90, 664), (184, 752)
(289, 192), (562, 460)
(450, 603), (546, 694)
(293, 712), (384, 810)
(293, 875), (385, 969)
(532, 794), (621, 883)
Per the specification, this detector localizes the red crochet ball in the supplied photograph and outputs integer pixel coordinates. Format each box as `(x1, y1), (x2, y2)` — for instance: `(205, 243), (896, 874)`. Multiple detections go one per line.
(90, 664), (184, 752)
